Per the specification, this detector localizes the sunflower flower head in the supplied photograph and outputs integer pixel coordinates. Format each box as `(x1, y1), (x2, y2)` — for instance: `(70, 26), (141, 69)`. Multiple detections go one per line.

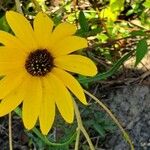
(0, 11), (97, 135)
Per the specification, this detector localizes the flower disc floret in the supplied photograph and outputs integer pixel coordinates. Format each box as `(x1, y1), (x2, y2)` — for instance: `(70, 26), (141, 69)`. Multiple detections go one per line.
(25, 49), (53, 76)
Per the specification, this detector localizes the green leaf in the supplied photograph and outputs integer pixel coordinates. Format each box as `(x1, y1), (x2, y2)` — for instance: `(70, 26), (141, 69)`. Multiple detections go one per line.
(79, 11), (89, 32)
(135, 39), (148, 66)
(93, 123), (106, 137)
(0, 16), (10, 32)
(76, 27), (102, 37)
(130, 30), (146, 36)
(143, 0), (150, 8)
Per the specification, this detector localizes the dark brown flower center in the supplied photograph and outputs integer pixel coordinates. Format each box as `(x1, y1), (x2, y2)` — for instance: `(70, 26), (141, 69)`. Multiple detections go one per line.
(25, 49), (53, 76)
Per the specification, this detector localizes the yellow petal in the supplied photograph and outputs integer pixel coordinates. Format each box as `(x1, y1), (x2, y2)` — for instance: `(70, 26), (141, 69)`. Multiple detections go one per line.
(49, 23), (76, 49)
(0, 63), (23, 75)
(34, 12), (54, 48)
(52, 36), (88, 57)
(0, 31), (28, 52)
(0, 49), (24, 74)
(52, 68), (87, 105)
(0, 47), (26, 62)
(0, 78), (27, 116)
(6, 11), (37, 51)
(39, 77), (55, 135)
(47, 73), (74, 123)
(0, 72), (25, 99)
(0, 93), (22, 116)
(22, 77), (42, 130)
(54, 55), (97, 76)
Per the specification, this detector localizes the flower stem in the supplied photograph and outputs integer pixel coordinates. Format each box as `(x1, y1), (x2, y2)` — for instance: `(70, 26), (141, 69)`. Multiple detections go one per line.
(84, 89), (134, 150)
(74, 101), (95, 150)
(9, 113), (13, 150)
(75, 128), (80, 150)
(14, 107), (76, 147)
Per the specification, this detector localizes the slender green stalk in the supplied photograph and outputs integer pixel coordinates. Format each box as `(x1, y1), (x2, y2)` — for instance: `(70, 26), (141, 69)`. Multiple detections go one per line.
(9, 113), (13, 150)
(14, 107), (76, 147)
(78, 51), (133, 84)
(84, 89), (135, 150)
(33, 127), (76, 146)
(74, 101), (95, 150)
(74, 128), (80, 150)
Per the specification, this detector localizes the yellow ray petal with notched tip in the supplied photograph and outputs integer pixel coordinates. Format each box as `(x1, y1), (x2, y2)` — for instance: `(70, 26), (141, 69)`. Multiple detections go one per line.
(0, 72), (25, 99)
(47, 73), (74, 123)
(52, 36), (87, 57)
(0, 78), (27, 116)
(34, 12), (54, 48)
(52, 67), (87, 105)
(49, 23), (76, 49)
(0, 31), (28, 52)
(54, 55), (97, 76)
(6, 11), (37, 51)
(22, 77), (42, 130)
(0, 93), (22, 116)
(39, 77), (55, 135)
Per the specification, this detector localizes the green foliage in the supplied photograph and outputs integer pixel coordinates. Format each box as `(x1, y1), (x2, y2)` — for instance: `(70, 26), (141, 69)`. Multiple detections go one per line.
(135, 38), (148, 67)
(76, 10), (102, 37)
(0, 16), (10, 31)
(79, 103), (116, 148)
(79, 10), (89, 33)
(130, 30), (146, 36)
(143, 0), (150, 8)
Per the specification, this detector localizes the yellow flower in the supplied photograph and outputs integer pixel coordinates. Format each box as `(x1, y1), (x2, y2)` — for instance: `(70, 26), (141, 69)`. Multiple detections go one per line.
(0, 11), (97, 134)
